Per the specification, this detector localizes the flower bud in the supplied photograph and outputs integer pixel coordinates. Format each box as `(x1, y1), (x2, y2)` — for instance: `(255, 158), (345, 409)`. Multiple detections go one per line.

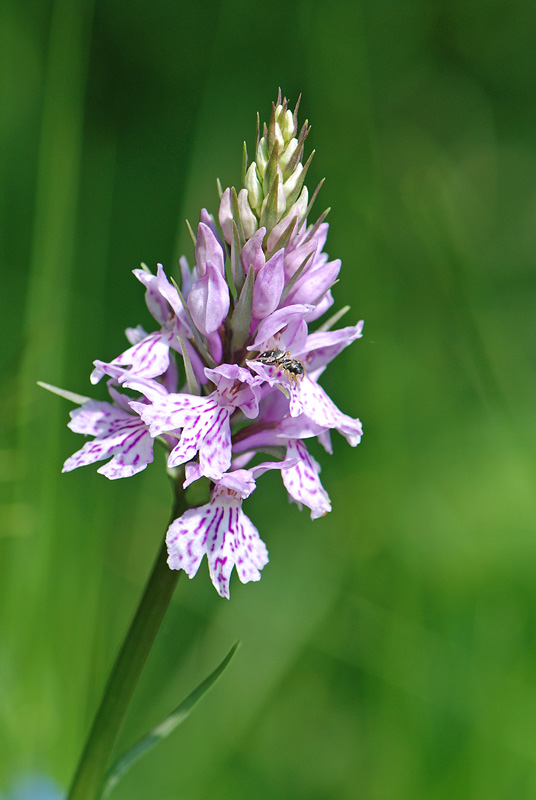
(245, 163), (263, 215)
(252, 249), (285, 319)
(187, 262), (230, 335)
(256, 137), (269, 177)
(273, 122), (285, 150)
(218, 187), (233, 244)
(283, 162), (304, 198)
(195, 222), (225, 278)
(260, 175), (287, 230)
(238, 188), (258, 239)
(280, 109), (295, 142)
(279, 138), (299, 172)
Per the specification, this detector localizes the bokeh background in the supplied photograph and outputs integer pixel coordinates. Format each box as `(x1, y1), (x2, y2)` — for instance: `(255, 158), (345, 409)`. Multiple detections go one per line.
(2, 0), (536, 797)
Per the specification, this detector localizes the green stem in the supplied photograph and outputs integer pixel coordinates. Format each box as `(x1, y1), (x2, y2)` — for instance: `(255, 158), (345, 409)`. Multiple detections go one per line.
(67, 483), (187, 800)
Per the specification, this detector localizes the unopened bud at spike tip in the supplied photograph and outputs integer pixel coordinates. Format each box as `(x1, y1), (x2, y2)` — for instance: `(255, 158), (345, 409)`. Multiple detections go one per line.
(245, 163), (263, 214)
(256, 137), (269, 176)
(280, 109), (295, 141)
(279, 138), (299, 173)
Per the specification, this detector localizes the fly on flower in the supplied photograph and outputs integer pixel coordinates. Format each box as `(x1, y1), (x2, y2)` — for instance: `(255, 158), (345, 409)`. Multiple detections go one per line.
(46, 91), (364, 598)
(254, 349), (305, 385)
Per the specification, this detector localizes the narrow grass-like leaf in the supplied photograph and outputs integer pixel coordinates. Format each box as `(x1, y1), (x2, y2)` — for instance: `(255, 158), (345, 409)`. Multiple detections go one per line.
(265, 213), (298, 260)
(37, 381), (90, 405)
(285, 149), (314, 207)
(176, 337), (200, 395)
(242, 141), (248, 186)
(102, 642), (240, 799)
(231, 220), (245, 294)
(302, 205), (330, 246)
(280, 251), (314, 302)
(231, 186), (246, 248)
(317, 305), (351, 333)
(230, 263), (255, 353)
(185, 219), (196, 246)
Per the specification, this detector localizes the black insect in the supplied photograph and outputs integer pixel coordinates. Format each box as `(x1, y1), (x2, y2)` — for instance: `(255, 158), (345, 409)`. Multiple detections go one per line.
(255, 349), (305, 385)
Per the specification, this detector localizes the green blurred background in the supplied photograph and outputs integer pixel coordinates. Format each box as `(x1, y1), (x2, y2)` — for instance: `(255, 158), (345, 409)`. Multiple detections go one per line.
(2, 0), (536, 797)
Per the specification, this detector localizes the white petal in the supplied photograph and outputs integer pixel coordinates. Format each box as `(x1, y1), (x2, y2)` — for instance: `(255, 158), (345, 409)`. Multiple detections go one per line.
(282, 440), (331, 519)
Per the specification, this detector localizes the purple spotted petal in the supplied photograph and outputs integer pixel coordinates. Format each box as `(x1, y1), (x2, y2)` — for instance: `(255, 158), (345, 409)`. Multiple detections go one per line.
(204, 364), (262, 418)
(198, 405), (233, 479)
(133, 393), (216, 437)
(91, 329), (175, 384)
(289, 377), (363, 446)
(166, 489), (269, 598)
(187, 263), (230, 336)
(281, 439), (331, 519)
(134, 392), (232, 480)
(63, 401), (153, 479)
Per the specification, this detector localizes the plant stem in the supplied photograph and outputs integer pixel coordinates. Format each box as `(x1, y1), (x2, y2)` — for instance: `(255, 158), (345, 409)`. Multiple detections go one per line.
(67, 483), (187, 800)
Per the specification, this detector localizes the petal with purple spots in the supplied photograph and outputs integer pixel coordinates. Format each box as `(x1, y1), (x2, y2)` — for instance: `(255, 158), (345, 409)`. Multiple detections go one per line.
(289, 376), (363, 446)
(281, 439), (331, 519)
(63, 401), (154, 479)
(91, 329), (175, 385)
(166, 488), (268, 598)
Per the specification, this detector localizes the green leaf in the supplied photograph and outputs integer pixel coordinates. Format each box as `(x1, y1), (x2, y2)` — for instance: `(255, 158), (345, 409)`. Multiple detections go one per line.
(231, 220), (245, 294)
(230, 263), (255, 354)
(102, 642), (240, 799)
(37, 381), (90, 405)
(280, 250), (314, 302)
(317, 305), (351, 333)
(176, 336), (200, 396)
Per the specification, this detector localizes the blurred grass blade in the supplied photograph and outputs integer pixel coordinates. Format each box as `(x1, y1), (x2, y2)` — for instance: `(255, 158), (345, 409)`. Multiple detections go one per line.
(102, 642), (240, 799)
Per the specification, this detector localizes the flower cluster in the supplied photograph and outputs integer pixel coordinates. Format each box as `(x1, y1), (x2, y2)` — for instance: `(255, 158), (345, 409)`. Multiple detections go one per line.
(60, 93), (363, 598)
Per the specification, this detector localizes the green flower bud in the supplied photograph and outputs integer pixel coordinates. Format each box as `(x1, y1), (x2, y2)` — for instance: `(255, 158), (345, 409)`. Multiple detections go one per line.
(256, 137), (269, 177)
(273, 122), (285, 151)
(245, 163), (263, 215)
(279, 108), (295, 142)
(260, 174), (286, 230)
(283, 162), (303, 198)
(279, 138), (299, 173)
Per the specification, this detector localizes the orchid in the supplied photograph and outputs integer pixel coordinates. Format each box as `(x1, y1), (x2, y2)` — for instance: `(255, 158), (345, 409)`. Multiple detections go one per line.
(45, 92), (367, 800)
(55, 92), (364, 598)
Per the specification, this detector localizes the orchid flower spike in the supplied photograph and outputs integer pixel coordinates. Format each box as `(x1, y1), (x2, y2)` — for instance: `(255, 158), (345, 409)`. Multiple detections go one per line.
(48, 91), (364, 598)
